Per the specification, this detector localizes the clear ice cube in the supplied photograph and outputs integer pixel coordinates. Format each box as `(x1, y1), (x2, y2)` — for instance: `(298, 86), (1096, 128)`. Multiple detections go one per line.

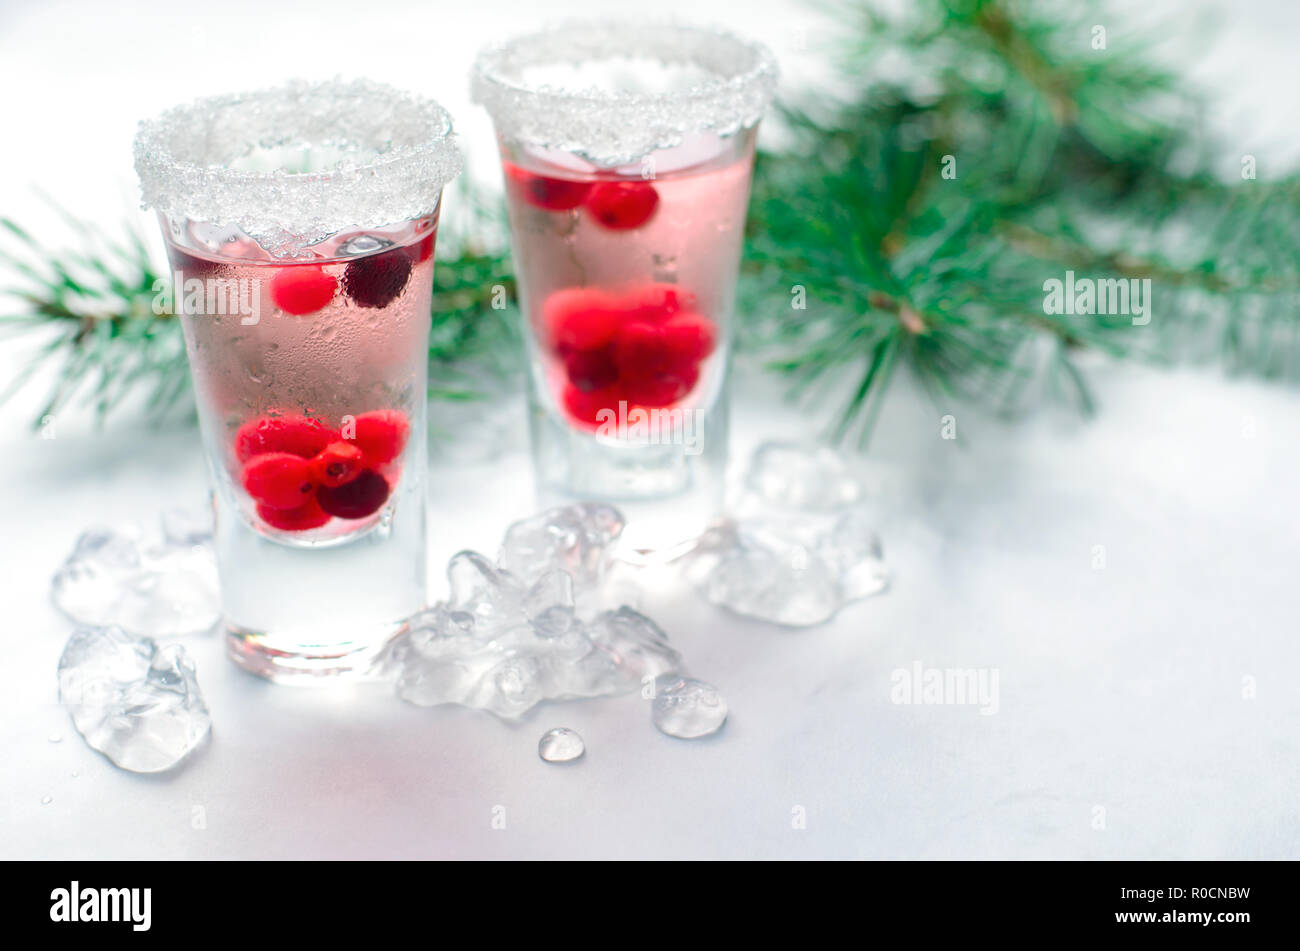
(57, 626), (211, 773)
(701, 518), (843, 626)
(497, 502), (625, 591)
(586, 607), (681, 682)
(524, 569), (576, 638)
(824, 508), (889, 600)
(386, 508), (684, 720)
(389, 605), (681, 719)
(744, 441), (863, 511)
(691, 442), (889, 626)
(652, 675), (728, 739)
(51, 515), (220, 637)
(159, 505), (214, 547)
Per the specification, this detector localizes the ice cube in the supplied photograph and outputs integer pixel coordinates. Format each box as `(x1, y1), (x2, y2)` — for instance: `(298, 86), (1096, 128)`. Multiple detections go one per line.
(57, 626), (211, 773)
(652, 675), (728, 739)
(586, 607), (682, 681)
(497, 503), (624, 590)
(387, 504), (696, 720)
(524, 569), (576, 638)
(744, 442), (863, 511)
(51, 523), (220, 638)
(689, 439), (889, 626)
(446, 550), (527, 637)
(387, 605), (488, 707)
(159, 505), (214, 547)
(822, 508), (890, 600)
(701, 518), (842, 626)
(474, 655), (545, 718)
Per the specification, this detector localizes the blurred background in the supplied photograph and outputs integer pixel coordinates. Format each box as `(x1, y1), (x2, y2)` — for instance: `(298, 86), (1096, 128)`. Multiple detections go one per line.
(2, 0), (1298, 859)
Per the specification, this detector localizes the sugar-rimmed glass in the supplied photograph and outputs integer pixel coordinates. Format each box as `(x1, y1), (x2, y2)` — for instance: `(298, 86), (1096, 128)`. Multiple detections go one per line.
(472, 22), (777, 553)
(134, 79), (462, 681)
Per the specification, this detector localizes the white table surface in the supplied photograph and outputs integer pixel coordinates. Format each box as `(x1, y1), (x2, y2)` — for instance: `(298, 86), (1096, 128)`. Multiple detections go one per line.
(2, 0), (1298, 860)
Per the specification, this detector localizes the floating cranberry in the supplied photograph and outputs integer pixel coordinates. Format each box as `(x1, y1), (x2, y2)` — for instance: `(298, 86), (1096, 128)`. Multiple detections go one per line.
(343, 248), (412, 308)
(270, 265), (337, 315)
(345, 409), (410, 465)
(257, 498), (331, 532)
(622, 364), (700, 407)
(613, 321), (690, 380)
(563, 384), (622, 428)
(543, 287), (621, 352)
(661, 312), (717, 363)
(241, 453), (317, 510)
(312, 441), (366, 488)
(584, 182), (659, 230)
(234, 414), (335, 462)
(563, 346), (620, 392)
(623, 282), (698, 322)
(317, 469), (390, 519)
(411, 233), (436, 263)
(505, 161), (592, 211)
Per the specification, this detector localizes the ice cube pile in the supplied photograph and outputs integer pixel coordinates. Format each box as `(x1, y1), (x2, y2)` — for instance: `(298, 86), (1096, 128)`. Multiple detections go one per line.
(385, 503), (683, 718)
(688, 442), (890, 627)
(51, 508), (220, 638)
(57, 625), (211, 773)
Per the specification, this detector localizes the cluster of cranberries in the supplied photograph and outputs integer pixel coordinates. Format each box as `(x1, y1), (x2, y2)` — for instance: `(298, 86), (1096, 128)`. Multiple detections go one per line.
(235, 410), (410, 532)
(543, 283), (717, 427)
(505, 162), (660, 231)
(265, 239), (431, 317)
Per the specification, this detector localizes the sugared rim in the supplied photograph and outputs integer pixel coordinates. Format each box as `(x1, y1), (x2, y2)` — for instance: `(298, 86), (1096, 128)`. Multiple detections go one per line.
(133, 78), (463, 253)
(471, 20), (778, 167)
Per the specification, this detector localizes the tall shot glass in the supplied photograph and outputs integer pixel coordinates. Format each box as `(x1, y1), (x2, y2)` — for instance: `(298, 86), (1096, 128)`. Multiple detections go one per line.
(133, 80), (463, 681)
(472, 22), (777, 552)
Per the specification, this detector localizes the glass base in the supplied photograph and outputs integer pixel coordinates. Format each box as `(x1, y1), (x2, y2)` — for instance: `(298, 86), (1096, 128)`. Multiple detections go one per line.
(210, 472), (426, 684)
(529, 386), (728, 553)
(225, 620), (404, 683)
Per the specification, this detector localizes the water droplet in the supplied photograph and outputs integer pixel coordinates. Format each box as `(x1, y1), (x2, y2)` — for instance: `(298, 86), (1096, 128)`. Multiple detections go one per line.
(48, 732), (62, 743)
(41, 795), (53, 805)
(538, 727), (585, 763)
(652, 676), (728, 739)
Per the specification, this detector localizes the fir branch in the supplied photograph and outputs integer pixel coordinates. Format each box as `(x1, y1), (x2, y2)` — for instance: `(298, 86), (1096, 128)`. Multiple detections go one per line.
(742, 0), (1300, 444)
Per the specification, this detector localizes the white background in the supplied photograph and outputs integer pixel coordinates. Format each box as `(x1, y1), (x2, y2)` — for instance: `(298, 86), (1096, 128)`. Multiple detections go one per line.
(0, 0), (1297, 858)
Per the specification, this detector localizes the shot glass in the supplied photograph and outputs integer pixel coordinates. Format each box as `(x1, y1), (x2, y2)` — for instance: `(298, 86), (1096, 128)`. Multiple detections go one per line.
(133, 79), (462, 681)
(472, 22), (777, 552)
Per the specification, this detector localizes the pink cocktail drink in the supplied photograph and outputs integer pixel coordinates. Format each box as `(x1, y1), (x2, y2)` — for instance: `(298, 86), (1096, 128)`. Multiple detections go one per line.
(502, 136), (754, 434)
(135, 80), (462, 680)
(474, 22), (776, 551)
(166, 224), (435, 541)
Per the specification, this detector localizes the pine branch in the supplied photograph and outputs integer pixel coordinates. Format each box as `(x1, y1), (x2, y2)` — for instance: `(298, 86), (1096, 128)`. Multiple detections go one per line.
(741, 0), (1300, 444)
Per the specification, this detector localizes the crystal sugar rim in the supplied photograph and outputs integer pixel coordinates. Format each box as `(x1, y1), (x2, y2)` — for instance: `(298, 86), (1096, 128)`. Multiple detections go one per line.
(133, 78), (464, 247)
(471, 20), (778, 167)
